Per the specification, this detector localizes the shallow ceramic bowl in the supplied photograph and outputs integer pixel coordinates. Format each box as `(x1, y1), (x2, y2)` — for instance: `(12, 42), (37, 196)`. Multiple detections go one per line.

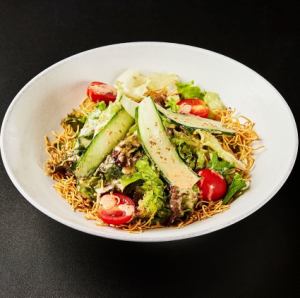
(1, 42), (298, 242)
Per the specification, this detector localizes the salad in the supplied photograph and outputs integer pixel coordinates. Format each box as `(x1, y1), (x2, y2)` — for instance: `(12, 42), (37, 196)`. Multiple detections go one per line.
(45, 70), (259, 231)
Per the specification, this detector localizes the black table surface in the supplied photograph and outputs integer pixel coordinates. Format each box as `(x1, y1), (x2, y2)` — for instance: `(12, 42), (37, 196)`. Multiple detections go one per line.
(0, 1), (299, 297)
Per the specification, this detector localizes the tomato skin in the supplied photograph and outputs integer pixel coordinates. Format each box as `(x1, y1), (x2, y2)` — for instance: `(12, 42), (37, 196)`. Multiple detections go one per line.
(97, 193), (135, 225)
(87, 81), (117, 103)
(112, 193), (135, 205)
(177, 98), (209, 118)
(99, 209), (133, 225)
(197, 169), (227, 201)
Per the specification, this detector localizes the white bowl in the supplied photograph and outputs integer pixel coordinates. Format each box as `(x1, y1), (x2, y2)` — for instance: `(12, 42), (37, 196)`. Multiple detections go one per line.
(1, 42), (298, 242)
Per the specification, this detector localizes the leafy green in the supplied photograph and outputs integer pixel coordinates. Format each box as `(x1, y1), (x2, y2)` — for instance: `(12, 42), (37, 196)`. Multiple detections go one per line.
(208, 152), (234, 175)
(136, 157), (166, 217)
(203, 92), (225, 111)
(75, 101), (122, 151)
(120, 172), (143, 189)
(176, 81), (205, 99)
(172, 131), (201, 147)
(196, 150), (206, 169)
(156, 208), (171, 220)
(223, 173), (247, 204)
(165, 95), (180, 112)
(128, 123), (138, 134)
(96, 101), (107, 111)
(115, 69), (149, 100)
(195, 130), (246, 170)
(62, 114), (86, 131)
(78, 176), (103, 199)
(103, 164), (123, 181)
(171, 131), (206, 170)
(160, 115), (176, 131)
(182, 186), (199, 210)
(147, 72), (180, 92)
(176, 143), (196, 169)
(121, 156), (166, 218)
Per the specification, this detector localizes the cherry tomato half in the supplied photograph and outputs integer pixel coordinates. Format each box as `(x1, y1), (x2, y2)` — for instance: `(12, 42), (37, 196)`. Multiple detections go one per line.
(97, 193), (135, 225)
(197, 169), (227, 201)
(177, 99), (209, 118)
(87, 81), (117, 103)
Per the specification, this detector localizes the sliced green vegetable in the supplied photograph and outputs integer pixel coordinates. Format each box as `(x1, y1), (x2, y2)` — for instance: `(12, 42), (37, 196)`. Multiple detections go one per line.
(137, 97), (200, 189)
(76, 101), (122, 150)
(75, 109), (134, 178)
(197, 130), (246, 171)
(223, 173), (247, 204)
(156, 104), (235, 135)
(120, 95), (234, 135)
(120, 95), (139, 118)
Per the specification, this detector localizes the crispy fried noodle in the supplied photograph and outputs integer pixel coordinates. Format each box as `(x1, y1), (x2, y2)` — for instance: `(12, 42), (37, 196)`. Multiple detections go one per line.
(45, 98), (260, 232)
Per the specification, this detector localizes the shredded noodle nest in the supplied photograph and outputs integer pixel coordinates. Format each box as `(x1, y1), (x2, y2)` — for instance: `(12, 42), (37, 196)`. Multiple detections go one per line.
(45, 98), (260, 232)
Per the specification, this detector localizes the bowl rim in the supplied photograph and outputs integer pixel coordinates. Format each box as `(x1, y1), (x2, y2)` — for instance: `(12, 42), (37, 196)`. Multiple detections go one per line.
(0, 41), (298, 242)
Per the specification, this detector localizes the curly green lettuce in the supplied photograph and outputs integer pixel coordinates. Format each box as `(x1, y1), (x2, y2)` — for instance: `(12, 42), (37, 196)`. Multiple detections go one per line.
(78, 176), (103, 199)
(120, 156), (167, 218)
(223, 173), (247, 204)
(203, 92), (225, 111)
(208, 152), (234, 175)
(171, 130), (206, 170)
(62, 114), (86, 131)
(165, 95), (180, 112)
(176, 81), (206, 99)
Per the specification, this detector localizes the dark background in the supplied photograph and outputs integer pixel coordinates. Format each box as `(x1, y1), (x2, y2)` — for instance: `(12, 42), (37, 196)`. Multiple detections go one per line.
(0, 1), (299, 297)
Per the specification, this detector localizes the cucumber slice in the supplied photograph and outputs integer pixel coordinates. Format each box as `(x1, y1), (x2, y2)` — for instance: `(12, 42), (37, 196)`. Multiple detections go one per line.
(75, 109), (134, 178)
(156, 104), (235, 135)
(199, 130), (246, 171)
(120, 95), (139, 118)
(121, 95), (235, 135)
(137, 97), (199, 189)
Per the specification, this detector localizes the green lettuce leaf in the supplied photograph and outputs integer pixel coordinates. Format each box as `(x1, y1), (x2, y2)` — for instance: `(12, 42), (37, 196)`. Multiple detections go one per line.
(208, 152), (234, 175)
(78, 176), (103, 200)
(195, 130), (246, 171)
(171, 131), (206, 170)
(62, 114), (86, 131)
(96, 101), (107, 111)
(165, 95), (180, 112)
(223, 173), (247, 204)
(103, 164), (123, 181)
(121, 156), (166, 218)
(203, 92), (225, 111)
(120, 172), (143, 189)
(176, 81), (205, 99)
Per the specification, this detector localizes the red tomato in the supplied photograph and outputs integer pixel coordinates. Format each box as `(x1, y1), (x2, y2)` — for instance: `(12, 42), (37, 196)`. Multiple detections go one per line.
(197, 169), (227, 201)
(177, 99), (209, 118)
(87, 81), (117, 103)
(97, 193), (135, 225)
